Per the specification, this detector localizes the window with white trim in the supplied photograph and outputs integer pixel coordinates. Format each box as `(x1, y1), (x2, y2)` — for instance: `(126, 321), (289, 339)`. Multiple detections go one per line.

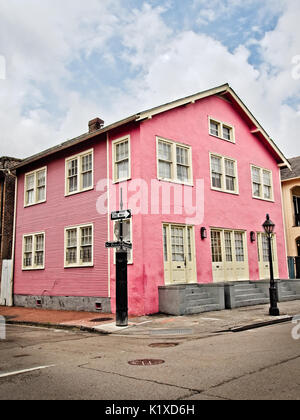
(209, 118), (235, 143)
(251, 166), (273, 201)
(66, 150), (93, 195)
(157, 137), (192, 184)
(210, 154), (238, 194)
(25, 168), (47, 206)
(23, 233), (45, 270)
(113, 137), (130, 182)
(65, 224), (93, 267)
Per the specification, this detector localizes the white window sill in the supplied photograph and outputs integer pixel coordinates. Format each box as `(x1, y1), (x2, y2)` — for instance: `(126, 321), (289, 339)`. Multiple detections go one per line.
(211, 187), (239, 196)
(22, 267), (45, 271)
(157, 178), (194, 187)
(65, 187), (94, 197)
(24, 200), (47, 208)
(209, 133), (235, 144)
(64, 264), (94, 269)
(252, 195), (275, 203)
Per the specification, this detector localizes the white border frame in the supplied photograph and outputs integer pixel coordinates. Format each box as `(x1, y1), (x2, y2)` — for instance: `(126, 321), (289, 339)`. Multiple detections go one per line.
(209, 152), (239, 195)
(208, 116), (236, 144)
(65, 148), (94, 197)
(22, 231), (46, 271)
(251, 164), (274, 202)
(24, 166), (47, 208)
(64, 222), (94, 268)
(112, 135), (131, 184)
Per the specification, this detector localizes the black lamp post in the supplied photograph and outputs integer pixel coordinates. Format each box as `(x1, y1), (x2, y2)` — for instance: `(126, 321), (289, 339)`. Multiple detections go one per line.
(262, 214), (280, 316)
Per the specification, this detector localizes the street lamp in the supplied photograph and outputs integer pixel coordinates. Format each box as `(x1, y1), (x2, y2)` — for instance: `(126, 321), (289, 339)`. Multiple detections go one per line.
(262, 214), (280, 316)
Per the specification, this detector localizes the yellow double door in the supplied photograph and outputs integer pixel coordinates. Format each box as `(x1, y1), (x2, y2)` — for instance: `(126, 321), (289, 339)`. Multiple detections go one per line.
(211, 229), (249, 283)
(257, 233), (279, 279)
(163, 224), (197, 285)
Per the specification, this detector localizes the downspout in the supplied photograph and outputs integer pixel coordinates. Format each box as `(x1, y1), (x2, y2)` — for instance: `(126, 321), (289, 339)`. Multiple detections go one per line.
(10, 175), (18, 306)
(0, 175), (4, 258)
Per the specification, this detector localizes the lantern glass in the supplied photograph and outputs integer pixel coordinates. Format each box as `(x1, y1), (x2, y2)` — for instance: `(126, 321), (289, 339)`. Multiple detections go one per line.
(263, 214), (275, 236)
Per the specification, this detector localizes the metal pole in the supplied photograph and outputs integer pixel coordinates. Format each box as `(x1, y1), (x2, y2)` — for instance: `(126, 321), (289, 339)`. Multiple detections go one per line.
(115, 250), (128, 327)
(268, 235), (280, 316)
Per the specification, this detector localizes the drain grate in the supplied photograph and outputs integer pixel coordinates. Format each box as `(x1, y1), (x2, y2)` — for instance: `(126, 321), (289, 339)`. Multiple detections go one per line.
(149, 343), (179, 348)
(128, 359), (165, 366)
(90, 318), (113, 322)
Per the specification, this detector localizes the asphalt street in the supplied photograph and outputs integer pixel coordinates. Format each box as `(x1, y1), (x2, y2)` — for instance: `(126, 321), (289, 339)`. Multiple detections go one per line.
(0, 322), (299, 400)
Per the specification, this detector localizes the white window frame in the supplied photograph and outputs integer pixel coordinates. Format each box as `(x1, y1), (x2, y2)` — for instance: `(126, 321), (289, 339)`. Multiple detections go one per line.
(251, 165), (274, 202)
(112, 136), (131, 183)
(22, 232), (45, 270)
(209, 153), (239, 195)
(113, 218), (133, 264)
(24, 167), (47, 207)
(65, 149), (94, 196)
(64, 223), (94, 268)
(156, 136), (193, 185)
(208, 117), (235, 143)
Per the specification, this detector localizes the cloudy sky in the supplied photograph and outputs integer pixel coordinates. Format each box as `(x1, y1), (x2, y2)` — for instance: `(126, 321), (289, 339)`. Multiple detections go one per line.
(0, 0), (299, 159)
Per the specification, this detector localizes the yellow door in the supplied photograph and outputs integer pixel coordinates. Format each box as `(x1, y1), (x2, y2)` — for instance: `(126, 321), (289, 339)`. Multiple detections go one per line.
(163, 224), (196, 285)
(211, 229), (249, 282)
(258, 233), (279, 279)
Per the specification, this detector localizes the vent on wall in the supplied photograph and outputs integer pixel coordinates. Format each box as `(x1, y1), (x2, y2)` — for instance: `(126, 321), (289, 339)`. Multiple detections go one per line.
(95, 302), (102, 311)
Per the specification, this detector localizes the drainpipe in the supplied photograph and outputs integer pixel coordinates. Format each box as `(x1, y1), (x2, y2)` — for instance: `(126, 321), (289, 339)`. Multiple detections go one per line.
(0, 174), (4, 258)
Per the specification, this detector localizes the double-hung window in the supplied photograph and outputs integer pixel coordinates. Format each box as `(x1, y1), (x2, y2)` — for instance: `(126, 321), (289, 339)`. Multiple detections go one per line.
(251, 166), (273, 201)
(23, 233), (45, 270)
(157, 137), (192, 184)
(113, 137), (130, 183)
(66, 149), (93, 195)
(65, 224), (93, 267)
(25, 167), (47, 206)
(209, 118), (235, 143)
(210, 154), (238, 194)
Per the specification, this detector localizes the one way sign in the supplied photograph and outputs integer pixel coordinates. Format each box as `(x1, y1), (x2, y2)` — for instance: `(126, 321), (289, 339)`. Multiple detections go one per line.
(111, 210), (132, 221)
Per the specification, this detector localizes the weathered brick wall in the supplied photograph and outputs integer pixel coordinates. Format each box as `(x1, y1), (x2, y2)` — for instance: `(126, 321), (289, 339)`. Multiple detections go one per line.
(0, 157), (21, 281)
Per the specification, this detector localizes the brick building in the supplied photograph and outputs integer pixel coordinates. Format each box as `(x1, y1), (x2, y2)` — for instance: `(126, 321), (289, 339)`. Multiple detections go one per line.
(0, 157), (21, 281)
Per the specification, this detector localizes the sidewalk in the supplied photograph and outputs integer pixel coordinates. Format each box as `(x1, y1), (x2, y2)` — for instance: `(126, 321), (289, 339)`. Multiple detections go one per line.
(1, 300), (300, 338)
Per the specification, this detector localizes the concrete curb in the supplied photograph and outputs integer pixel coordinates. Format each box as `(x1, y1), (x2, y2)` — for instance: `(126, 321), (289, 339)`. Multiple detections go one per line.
(6, 320), (110, 335)
(228, 316), (293, 333)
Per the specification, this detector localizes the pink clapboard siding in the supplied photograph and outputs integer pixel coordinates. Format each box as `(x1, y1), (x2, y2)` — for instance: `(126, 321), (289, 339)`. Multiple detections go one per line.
(14, 138), (108, 298)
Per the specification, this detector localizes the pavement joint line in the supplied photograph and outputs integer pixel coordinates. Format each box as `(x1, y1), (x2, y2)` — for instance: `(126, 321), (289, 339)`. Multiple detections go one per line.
(79, 364), (204, 395)
(0, 365), (55, 379)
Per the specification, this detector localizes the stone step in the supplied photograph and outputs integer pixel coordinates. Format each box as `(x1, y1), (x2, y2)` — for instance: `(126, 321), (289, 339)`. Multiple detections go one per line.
(186, 298), (217, 307)
(235, 293), (267, 302)
(185, 304), (222, 315)
(233, 297), (269, 308)
(235, 287), (258, 294)
(186, 292), (210, 301)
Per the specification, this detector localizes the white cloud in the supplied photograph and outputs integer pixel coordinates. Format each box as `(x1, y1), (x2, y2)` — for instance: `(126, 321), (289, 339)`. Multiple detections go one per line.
(0, 0), (299, 160)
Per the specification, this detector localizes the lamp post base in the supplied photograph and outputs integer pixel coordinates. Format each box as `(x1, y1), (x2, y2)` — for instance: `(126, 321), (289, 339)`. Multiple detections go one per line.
(269, 287), (280, 317)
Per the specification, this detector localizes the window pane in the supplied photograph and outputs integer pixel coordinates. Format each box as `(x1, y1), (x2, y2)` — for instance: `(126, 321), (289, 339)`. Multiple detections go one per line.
(176, 147), (188, 165)
(159, 161), (171, 179)
(252, 167), (261, 184)
(67, 229), (77, 247)
(211, 231), (222, 263)
(68, 176), (78, 193)
(116, 141), (129, 162)
(68, 159), (78, 177)
(81, 154), (92, 173)
(81, 227), (92, 246)
(26, 174), (35, 190)
(212, 173), (222, 189)
(187, 228), (192, 262)
(158, 141), (172, 161)
(37, 170), (46, 187)
(66, 248), (77, 264)
(27, 189), (35, 205)
(177, 165), (189, 182)
(163, 226), (168, 262)
(234, 232), (244, 262)
(210, 121), (219, 136)
(117, 160), (129, 180)
(211, 156), (222, 174)
(264, 185), (271, 200)
(82, 172), (92, 189)
(171, 227), (184, 262)
(253, 182), (261, 197)
(263, 170), (271, 186)
(224, 232), (233, 262)
(223, 126), (231, 141)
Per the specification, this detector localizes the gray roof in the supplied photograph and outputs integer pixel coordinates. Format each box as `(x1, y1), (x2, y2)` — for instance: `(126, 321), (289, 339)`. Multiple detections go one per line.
(281, 156), (300, 181)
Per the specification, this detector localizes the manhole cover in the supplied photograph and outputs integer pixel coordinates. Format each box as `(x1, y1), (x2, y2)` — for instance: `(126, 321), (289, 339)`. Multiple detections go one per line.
(128, 359), (165, 366)
(90, 318), (113, 322)
(149, 343), (179, 348)
(13, 354), (31, 358)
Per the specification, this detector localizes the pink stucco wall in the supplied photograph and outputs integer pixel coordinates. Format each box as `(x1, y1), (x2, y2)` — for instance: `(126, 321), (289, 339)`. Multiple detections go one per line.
(118, 95), (288, 315)
(14, 95), (289, 316)
(14, 137), (108, 299)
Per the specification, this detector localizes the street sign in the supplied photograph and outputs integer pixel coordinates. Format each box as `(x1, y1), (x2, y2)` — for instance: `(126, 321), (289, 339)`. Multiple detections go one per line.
(111, 210), (132, 221)
(122, 241), (132, 250)
(105, 242), (122, 249)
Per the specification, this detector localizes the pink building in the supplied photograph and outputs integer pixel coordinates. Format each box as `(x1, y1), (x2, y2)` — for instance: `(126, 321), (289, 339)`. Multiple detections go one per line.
(12, 84), (291, 316)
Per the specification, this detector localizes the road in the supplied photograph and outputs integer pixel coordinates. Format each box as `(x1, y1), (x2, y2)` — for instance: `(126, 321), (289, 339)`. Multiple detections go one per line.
(0, 322), (299, 400)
